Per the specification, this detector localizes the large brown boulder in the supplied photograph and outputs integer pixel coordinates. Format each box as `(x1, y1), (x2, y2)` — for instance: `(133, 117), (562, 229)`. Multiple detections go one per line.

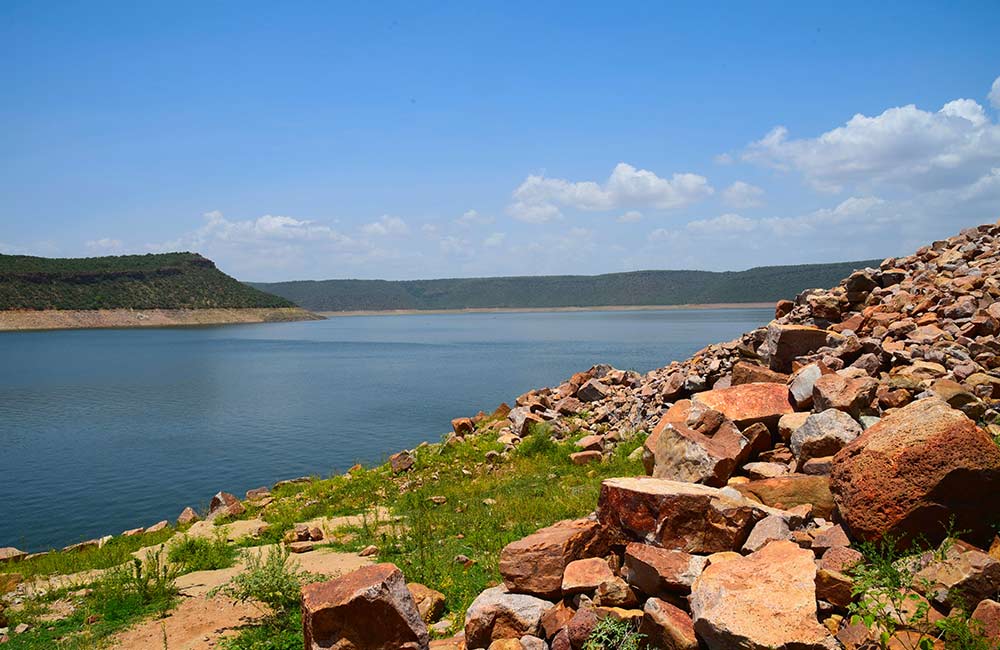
(651, 421), (740, 487)
(733, 474), (836, 519)
(464, 586), (554, 648)
(207, 492), (245, 520)
(831, 398), (1000, 546)
(598, 477), (763, 553)
(766, 324), (842, 373)
(301, 563), (429, 650)
(499, 518), (607, 599)
(690, 540), (833, 650)
(812, 374), (877, 418)
(692, 382), (794, 430)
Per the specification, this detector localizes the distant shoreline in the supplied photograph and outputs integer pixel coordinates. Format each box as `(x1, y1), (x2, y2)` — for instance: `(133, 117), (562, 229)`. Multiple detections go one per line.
(0, 307), (321, 332)
(318, 302), (775, 317)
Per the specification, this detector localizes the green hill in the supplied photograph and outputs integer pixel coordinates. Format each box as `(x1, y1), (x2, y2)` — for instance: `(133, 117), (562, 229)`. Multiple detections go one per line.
(0, 252), (295, 310)
(251, 260), (882, 312)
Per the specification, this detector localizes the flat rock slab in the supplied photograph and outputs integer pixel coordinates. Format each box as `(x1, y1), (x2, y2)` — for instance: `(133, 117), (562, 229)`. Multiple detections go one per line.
(690, 540), (833, 650)
(692, 382), (794, 430)
(598, 477), (762, 554)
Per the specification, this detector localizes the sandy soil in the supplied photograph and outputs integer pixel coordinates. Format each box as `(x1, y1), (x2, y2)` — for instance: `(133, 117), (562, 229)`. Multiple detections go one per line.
(0, 307), (322, 331)
(318, 302), (774, 317)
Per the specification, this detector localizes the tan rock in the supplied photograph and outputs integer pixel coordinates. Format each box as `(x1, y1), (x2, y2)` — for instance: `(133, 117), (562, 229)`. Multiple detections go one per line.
(561, 557), (614, 595)
(177, 506), (200, 526)
(733, 474), (836, 519)
(690, 540), (833, 650)
(464, 586), (553, 648)
(301, 563), (429, 650)
(914, 539), (1000, 609)
(640, 598), (699, 650)
(813, 374), (877, 418)
(767, 324), (841, 372)
(408, 583), (446, 623)
(970, 599), (1000, 641)
(692, 382), (794, 430)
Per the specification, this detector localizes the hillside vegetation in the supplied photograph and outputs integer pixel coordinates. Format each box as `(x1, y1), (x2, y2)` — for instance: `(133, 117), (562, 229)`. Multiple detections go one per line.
(0, 252), (294, 311)
(251, 260), (881, 312)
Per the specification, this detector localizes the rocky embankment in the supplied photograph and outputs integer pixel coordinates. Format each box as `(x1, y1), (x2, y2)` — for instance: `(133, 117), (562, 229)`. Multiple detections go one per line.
(298, 221), (1000, 649)
(0, 306), (321, 331)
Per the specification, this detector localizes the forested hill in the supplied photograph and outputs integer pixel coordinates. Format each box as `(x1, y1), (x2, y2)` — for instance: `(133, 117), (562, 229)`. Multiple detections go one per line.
(251, 260), (882, 312)
(0, 252), (295, 310)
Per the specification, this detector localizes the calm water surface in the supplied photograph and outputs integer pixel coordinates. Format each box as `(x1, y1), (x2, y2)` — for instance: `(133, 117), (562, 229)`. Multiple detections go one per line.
(0, 308), (770, 550)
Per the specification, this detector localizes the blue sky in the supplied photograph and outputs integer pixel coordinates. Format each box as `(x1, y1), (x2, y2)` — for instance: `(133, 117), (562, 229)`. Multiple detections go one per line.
(2, 2), (999, 281)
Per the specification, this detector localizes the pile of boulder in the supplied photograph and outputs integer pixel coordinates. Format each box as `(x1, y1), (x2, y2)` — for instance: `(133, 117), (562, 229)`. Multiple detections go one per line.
(301, 222), (1000, 649)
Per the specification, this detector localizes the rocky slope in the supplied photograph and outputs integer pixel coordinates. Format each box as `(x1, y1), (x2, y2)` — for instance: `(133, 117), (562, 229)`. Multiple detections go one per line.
(301, 221), (1000, 649)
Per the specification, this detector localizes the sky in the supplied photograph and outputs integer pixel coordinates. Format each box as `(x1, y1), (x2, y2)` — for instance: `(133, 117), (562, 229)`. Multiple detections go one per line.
(2, 2), (1000, 282)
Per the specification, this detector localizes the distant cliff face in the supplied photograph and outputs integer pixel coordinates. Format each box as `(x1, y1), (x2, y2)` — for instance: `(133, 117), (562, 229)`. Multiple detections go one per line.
(0, 252), (295, 310)
(250, 260), (884, 312)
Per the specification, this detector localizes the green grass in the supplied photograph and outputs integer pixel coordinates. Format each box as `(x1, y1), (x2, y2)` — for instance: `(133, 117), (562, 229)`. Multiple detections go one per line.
(0, 527), (176, 581)
(4, 421), (646, 645)
(167, 534), (238, 572)
(3, 547), (179, 650)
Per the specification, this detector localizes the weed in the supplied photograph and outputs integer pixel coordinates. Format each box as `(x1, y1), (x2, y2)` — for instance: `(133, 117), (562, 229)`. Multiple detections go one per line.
(210, 545), (318, 627)
(583, 615), (646, 650)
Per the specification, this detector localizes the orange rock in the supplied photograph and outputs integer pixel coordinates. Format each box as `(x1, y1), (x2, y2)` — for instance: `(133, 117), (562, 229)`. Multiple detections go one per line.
(691, 382), (794, 430)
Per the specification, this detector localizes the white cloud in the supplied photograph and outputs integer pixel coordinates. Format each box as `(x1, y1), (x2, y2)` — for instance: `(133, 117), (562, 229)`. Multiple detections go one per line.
(686, 213), (758, 235)
(483, 232), (506, 247)
(361, 215), (409, 236)
(615, 210), (643, 223)
(85, 238), (124, 252)
(647, 228), (677, 242)
(990, 76), (1000, 110)
(421, 223), (439, 235)
(714, 153), (734, 165)
(722, 181), (765, 208)
(744, 86), (1000, 193)
(454, 209), (494, 226)
(438, 236), (468, 255)
(507, 162), (713, 222)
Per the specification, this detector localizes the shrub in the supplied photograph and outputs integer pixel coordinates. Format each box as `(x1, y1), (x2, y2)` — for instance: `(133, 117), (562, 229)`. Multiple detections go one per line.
(210, 545), (318, 627)
(96, 546), (179, 620)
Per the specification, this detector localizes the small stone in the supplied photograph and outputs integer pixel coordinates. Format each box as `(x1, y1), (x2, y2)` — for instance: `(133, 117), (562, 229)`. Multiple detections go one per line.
(390, 451), (416, 473)
(359, 545), (379, 557)
(177, 507), (200, 526)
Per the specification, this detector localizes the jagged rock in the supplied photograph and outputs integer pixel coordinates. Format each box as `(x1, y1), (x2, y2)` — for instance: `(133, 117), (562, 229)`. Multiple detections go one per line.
(408, 583), (446, 623)
(815, 568), (853, 608)
(301, 563), (429, 650)
(465, 587), (554, 649)
(0, 547), (27, 565)
(788, 363), (829, 409)
(561, 557), (614, 595)
(499, 518), (607, 599)
(743, 461), (789, 479)
(778, 412), (810, 444)
(390, 450), (416, 473)
(741, 514), (791, 553)
(790, 409), (862, 469)
(690, 540), (834, 650)
(820, 546), (864, 573)
(622, 542), (707, 595)
(913, 539), (1000, 610)
(639, 598), (699, 650)
(598, 477), (763, 553)
(733, 474), (836, 519)
(766, 324), (841, 373)
(451, 417), (475, 436)
(594, 576), (637, 607)
(650, 421), (739, 487)
(731, 362), (789, 385)
(577, 379), (610, 402)
(970, 599), (1000, 640)
(207, 492), (244, 519)
(831, 398), (1000, 546)
(691, 382), (794, 430)
(812, 374), (877, 418)
(811, 525), (851, 554)
(539, 600), (575, 639)
(177, 506), (200, 525)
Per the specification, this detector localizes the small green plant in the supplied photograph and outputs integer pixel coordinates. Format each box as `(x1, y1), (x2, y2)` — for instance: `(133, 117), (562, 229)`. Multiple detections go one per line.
(582, 615), (646, 650)
(167, 533), (238, 572)
(97, 546), (180, 619)
(210, 545), (318, 627)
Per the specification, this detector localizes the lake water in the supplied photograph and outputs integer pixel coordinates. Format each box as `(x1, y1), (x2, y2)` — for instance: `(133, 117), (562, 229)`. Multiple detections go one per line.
(0, 308), (771, 551)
